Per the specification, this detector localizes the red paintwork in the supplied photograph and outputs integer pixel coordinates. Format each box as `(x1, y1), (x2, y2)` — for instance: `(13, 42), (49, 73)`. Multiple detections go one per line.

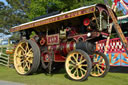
(40, 37), (46, 45)
(47, 34), (59, 45)
(69, 34), (87, 42)
(42, 41), (76, 62)
(54, 52), (65, 62)
(62, 42), (67, 55)
(42, 51), (66, 62)
(114, 0), (120, 5)
(101, 32), (109, 36)
(83, 18), (90, 26)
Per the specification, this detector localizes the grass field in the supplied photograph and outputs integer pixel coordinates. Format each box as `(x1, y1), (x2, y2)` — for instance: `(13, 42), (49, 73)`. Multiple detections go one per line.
(0, 66), (128, 85)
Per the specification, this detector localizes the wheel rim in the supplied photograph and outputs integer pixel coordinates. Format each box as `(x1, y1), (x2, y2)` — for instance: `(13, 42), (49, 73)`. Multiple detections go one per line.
(91, 53), (106, 77)
(65, 51), (88, 80)
(14, 41), (33, 74)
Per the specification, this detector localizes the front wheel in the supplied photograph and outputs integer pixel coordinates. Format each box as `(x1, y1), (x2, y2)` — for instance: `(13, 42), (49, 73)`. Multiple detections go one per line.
(14, 40), (40, 75)
(90, 51), (110, 77)
(65, 49), (92, 81)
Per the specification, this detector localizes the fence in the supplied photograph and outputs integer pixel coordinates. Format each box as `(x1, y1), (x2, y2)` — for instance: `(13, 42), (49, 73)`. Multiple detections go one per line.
(0, 46), (13, 67)
(97, 37), (128, 66)
(0, 52), (9, 66)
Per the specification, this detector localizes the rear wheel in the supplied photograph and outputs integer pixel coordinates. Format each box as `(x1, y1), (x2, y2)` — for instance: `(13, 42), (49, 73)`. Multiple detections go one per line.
(41, 51), (53, 73)
(65, 49), (92, 81)
(90, 51), (110, 77)
(14, 40), (40, 75)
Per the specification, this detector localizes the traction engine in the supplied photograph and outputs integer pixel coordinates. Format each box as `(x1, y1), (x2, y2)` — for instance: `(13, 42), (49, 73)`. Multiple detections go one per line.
(10, 4), (113, 81)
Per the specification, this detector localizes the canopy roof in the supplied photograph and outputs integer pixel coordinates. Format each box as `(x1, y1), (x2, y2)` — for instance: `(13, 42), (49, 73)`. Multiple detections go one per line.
(10, 5), (96, 32)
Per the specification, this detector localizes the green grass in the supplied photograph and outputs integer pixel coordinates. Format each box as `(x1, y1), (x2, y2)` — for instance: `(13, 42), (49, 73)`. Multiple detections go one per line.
(0, 66), (128, 85)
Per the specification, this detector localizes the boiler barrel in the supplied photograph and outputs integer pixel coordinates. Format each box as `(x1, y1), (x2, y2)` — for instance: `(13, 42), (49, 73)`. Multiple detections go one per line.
(47, 41), (96, 55)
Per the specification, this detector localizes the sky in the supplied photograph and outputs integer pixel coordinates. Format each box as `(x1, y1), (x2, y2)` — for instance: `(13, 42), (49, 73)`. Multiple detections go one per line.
(0, 0), (8, 5)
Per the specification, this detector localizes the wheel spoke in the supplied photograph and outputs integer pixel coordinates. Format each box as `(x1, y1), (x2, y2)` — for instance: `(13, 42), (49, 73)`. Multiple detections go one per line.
(81, 64), (87, 67)
(27, 48), (32, 55)
(96, 54), (99, 60)
(80, 70), (84, 77)
(23, 62), (29, 71)
(70, 66), (75, 71)
(27, 53), (33, 58)
(76, 53), (79, 62)
(79, 56), (82, 61)
(73, 68), (77, 75)
(76, 68), (79, 77)
(26, 62), (30, 70)
(79, 59), (86, 64)
(98, 57), (103, 62)
(97, 69), (100, 75)
(16, 57), (22, 63)
(68, 64), (75, 67)
(97, 65), (104, 73)
(22, 62), (26, 69)
(79, 67), (87, 73)
(93, 65), (96, 73)
(70, 59), (75, 64)
(26, 49), (33, 61)
(99, 68), (104, 73)
(101, 59), (105, 63)
(99, 64), (106, 68)
(20, 60), (24, 63)
(19, 45), (26, 53)
(27, 58), (33, 64)
(16, 50), (24, 58)
(71, 55), (77, 63)
(25, 42), (29, 52)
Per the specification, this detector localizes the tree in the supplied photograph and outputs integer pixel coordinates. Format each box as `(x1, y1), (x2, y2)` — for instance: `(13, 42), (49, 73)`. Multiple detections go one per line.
(0, 0), (31, 40)
(0, 0), (30, 34)
(28, 0), (112, 20)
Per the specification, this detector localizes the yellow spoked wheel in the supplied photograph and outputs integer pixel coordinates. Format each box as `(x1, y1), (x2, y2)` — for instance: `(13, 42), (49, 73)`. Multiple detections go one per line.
(90, 51), (110, 77)
(14, 40), (40, 75)
(65, 50), (92, 81)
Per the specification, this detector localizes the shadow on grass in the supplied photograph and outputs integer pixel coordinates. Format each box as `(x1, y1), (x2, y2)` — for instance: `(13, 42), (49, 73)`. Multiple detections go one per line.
(34, 64), (66, 77)
(109, 66), (128, 73)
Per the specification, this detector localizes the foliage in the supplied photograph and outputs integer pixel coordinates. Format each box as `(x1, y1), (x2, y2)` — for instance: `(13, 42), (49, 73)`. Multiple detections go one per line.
(9, 32), (20, 40)
(0, 0), (29, 34)
(0, 0), (31, 40)
(28, 0), (112, 20)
